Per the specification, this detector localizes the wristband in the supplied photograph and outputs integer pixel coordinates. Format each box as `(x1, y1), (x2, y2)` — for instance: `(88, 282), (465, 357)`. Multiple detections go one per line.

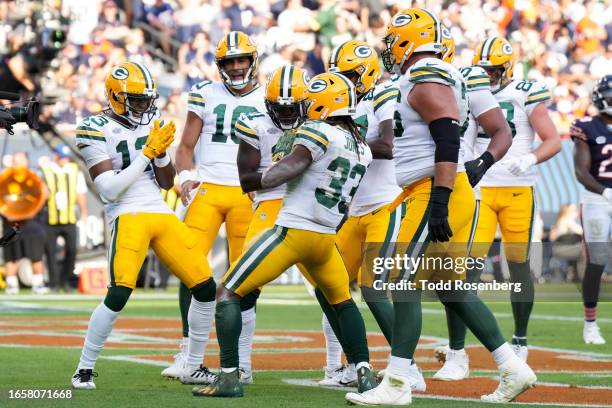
(479, 151), (495, 169)
(153, 154), (171, 167)
(178, 170), (193, 186)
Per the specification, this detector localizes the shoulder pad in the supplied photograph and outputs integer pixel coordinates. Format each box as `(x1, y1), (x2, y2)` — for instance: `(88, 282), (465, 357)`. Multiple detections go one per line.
(75, 115), (107, 147)
(522, 80), (551, 106)
(409, 58), (456, 86)
(460, 66), (490, 92)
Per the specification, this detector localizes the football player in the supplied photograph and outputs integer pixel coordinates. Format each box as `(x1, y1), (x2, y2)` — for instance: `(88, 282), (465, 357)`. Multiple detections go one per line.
(571, 74), (612, 345)
(441, 37), (561, 368)
(192, 72), (375, 398)
(346, 9), (536, 405)
(71, 62), (217, 390)
(317, 40), (411, 388)
(168, 31), (265, 383)
(434, 29), (514, 381)
(232, 64), (310, 383)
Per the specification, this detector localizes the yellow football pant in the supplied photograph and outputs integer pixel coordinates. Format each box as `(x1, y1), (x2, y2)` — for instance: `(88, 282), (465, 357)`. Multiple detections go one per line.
(336, 203), (405, 286)
(223, 225), (350, 305)
(394, 172), (477, 284)
(471, 186), (535, 263)
(184, 182), (253, 262)
(109, 213), (212, 289)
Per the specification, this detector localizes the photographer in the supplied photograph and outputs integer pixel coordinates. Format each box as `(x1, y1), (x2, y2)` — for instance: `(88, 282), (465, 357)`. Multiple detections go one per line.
(0, 27), (36, 94)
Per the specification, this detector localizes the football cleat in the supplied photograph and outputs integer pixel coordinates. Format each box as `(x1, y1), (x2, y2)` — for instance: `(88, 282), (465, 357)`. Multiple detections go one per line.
(32, 286), (50, 295)
(71, 369), (98, 390)
(433, 348), (469, 381)
(239, 368), (253, 385)
(318, 365), (346, 386)
(161, 341), (187, 379)
(480, 357), (537, 403)
(584, 322), (606, 345)
(192, 370), (243, 398)
(356, 364), (376, 393)
(511, 344), (528, 362)
(377, 366), (426, 391)
(180, 365), (217, 385)
(346, 372), (412, 406)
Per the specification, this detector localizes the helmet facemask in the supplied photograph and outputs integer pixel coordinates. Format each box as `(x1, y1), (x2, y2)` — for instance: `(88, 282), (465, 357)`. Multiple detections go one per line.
(265, 99), (307, 130)
(593, 86), (612, 116)
(481, 66), (507, 92)
(217, 55), (256, 90)
(124, 91), (158, 126)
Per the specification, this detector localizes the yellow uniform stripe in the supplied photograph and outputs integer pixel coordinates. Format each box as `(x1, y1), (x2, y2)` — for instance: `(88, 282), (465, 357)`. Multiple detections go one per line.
(374, 90), (399, 107)
(299, 129), (329, 146)
(188, 96), (207, 103)
(235, 122), (257, 136)
(75, 130), (104, 137)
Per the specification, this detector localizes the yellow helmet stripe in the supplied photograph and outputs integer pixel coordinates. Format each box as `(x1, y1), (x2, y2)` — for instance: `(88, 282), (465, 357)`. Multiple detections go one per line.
(422, 8), (441, 44)
(132, 61), (152, 89)
(480, 37), (497, 62)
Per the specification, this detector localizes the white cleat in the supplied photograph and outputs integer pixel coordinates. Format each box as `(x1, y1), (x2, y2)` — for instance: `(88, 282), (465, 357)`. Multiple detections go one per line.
(319, 365), (346, 386)
(346, 372), (412, 406)
(584, 322), (606, 345)
(32, 286), (50, 295)
(239, 368), (253, 385)
(161, 343), (187, 379)
(512, 344), (528, 362)
(480, 357), (536, 403)
(71, 369), (97, 390)
(179, 365), (217, 385)
(406, 364), (426, 392)
(5, 286), (19, 295)
(433, 348), (469, 381)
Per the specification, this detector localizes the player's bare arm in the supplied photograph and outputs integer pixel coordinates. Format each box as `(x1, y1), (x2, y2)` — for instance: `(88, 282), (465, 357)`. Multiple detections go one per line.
(529, 103), (561, 163)
(367, 118), (393, 159)
(176, 111), (203, 205)
(152, 152), (176, 190)
(261, 145), (313, 189)
(478, 107), (512, 161)
(574, 139), (605, 194)
(237, 140), (263, 192)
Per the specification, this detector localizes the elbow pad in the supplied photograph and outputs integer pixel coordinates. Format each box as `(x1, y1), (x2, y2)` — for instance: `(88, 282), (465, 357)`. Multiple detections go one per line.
(429, 117), (460, 163)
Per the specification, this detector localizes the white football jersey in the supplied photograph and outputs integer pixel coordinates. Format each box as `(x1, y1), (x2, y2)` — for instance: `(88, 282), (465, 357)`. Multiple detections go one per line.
(473, 79), (551, 187)
(187, 80), (266, 186)
(76, 111), (172, 224)
(276, 120), (373, 234)
(234, 111), (286, 205)
(350, 81), (402, 216)
(394, 58), (469, 187)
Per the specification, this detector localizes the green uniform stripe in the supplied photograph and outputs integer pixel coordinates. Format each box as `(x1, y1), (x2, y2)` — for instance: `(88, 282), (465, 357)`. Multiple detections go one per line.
(300, 126), (329, 142)
(466, 200), (480, 257)
(374, 94), (398, 112)
(526, 187), (535, 259)
(287, 65), (294, 99)
(410, 74), (456, 85)
(76, 134), (105, 142)
(188, 100), (206, 107)
(466, 83), (489, 90)
(525, 96), (549, 105)
(224, 228), (278, 285)
(109, 217), (119, 286)
(77, 125), (100, 132)
(374, 88), (398, 101)
(297, 134), (327, 151)
(468, 74), (489, 80)
(235, 126), (258, 140)
(188, 92), (203, 98)
(528, 89), (549, 97)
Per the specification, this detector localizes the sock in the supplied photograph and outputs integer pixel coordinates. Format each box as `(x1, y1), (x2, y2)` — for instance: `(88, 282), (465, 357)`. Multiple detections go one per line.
(186, 297), (215, 368)
(181, 336), (189, 353)
(491, 343), (516, 366)
(508, 261), (534, 338)
(216, 299), (242, 369)
(391, 289), (422, 359)
(584, 307), (597, 322)
(315, 288), (353, 364)
(322, 313), (342, 371)
(335, 300), (369, 364)
(355, 361), (369, 371)
(31, 274), (44, 289)
(6, 275), (18, 290)
(362, 287), (394, 344)
(238, 307), (256, 375)
(179, 283), (191, 338)
(585, 320), (598, 328)
(440, 290), (505, 352)
(582, 263), (605, 319)
(387, 355), (412, 378)
(511, 335), (527, 347)
(78, 303), (119, 369)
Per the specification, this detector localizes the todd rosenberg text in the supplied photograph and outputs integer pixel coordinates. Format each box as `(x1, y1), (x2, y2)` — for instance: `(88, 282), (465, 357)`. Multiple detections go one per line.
(372, 279), (523, 293)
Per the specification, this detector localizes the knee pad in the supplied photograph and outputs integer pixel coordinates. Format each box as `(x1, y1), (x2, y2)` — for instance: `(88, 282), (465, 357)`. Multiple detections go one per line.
(240, 289), (260, 311)
(190, 278), (216, 303)
(104, 286), (133, 312)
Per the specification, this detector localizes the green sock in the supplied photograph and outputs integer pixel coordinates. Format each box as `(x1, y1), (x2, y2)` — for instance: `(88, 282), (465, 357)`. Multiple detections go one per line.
(391, 289), (422, 359)
(445, 265), (481, 350)
(361, 287), (393, 344)
(334, 299), (369, 364)
(215, 299), (241, 368)
(440, 290), (505, 352)
(508, 261), (534, 338)
(315, 288), (354, 364)
(179, 282), (191, 337)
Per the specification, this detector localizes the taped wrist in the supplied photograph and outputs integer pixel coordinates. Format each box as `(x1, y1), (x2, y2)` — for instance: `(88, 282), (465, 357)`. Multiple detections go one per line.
(430, 186), (452, 218)
(479, 151), (495, 169)
(429, 117), (460, 163)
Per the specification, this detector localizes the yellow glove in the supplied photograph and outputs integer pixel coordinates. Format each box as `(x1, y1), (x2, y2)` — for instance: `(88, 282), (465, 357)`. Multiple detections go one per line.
(142, 119), (176, 159)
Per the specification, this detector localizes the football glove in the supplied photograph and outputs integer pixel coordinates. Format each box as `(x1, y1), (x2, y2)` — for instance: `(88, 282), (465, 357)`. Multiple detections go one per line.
(506, 153), (537, 176)
(143, 119), (176, 159)
(464, 151), (494, 187)
(428, 186), (453, 243)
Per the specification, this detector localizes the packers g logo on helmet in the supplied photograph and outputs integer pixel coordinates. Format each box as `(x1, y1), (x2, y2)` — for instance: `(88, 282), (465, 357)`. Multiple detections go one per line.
(308, 79), (328, 93)
(391, 13), (412, 27)
(329, 40), (381, 96)
(502, 43), (513, 55)
(111, 67), (129, 80)
(354, 45), (373, 58)
(105, 61), (158, 126)
(304, 73), (356, 120)
(441, 25), (455, 63)
(473, 37), (515, 90)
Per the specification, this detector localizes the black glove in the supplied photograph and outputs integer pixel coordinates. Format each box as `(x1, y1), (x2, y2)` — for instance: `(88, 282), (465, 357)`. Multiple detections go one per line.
(464, 151), (494, 187)
(428, 186), (453, 242)
(0, 107), (16, 135)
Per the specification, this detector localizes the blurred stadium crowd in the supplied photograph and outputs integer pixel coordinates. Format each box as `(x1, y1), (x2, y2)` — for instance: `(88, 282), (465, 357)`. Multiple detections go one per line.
(1, 0), (610, 137)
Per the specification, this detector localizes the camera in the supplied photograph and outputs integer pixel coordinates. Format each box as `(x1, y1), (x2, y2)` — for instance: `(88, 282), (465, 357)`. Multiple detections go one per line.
(0, 99), (40, 135)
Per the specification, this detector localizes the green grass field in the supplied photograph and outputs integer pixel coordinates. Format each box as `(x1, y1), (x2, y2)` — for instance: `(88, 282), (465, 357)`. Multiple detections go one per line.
(0, 285), (610, 408)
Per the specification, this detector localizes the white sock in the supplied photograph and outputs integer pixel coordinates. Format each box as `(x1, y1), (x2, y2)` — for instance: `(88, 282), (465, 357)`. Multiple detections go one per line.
(387, 355), (412, 378)
(31, 274), (44, 289)
(181, 336), (189, 353)
(491, 343), (516, 366)
(322, 314), (342, 371)
(78, 303), (119, 370)
(187, 298), (215, 368)
(6, 275), (18, 289)
(239, 307), (256, 375)
(355, 361), (369, 371)
(585, 320), (598, 328)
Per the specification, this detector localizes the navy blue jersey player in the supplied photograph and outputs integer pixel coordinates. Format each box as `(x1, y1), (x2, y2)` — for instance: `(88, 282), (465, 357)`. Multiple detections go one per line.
(571, 74), (612, 345)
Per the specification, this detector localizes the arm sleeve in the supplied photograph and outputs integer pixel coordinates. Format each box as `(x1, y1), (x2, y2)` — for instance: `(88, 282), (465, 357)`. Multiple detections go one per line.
(93, 153), (150, 203)
(76, 171), (88, 194)
(372, 84), (399, 122)
(235, 115), (260, 149)
(186, 81), (210, 120)
(294, 123), (328, 162)
(524, 81), (552, 115)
